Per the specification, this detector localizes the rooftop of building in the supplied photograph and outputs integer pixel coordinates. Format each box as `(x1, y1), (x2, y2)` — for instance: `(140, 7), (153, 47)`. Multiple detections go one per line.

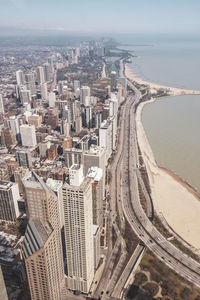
(23, 171), (55, 195)
(87, 167), (103, 181)
(63, 176), (91, 191)
(84, 145), (104, 155)
(46, 178), (63, 192)
(0, 180), (14, 190)
(70, 164), (81, 171)
(30, 219), (53, 246)
(100, 119), (111, 129)
(64, 147), (82, 153)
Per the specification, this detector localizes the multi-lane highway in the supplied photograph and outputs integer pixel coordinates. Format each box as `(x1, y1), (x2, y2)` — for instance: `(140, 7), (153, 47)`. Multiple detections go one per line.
(93, 61), (200, 300)
(116, 79), (200, 296)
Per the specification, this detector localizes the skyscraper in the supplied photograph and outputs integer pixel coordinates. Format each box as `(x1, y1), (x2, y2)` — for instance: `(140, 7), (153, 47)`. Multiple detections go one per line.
(80, 86), (90, 105)
(0, 94), (5, 115)
(37, 66), (45, 84)
(41, 82), (48, 101)
(7, 116), (20, 142)
(22, 172), (66, 300)
(16, 150), (32, 169)
(20, 124), (37, 147)
(25, 73), (36, 96)
(0, 180), (20, 222)
(62, 165), (94, 293)
(1, 128), (17, 148)
(16, 70), (25, 86)
(99, 119), (112, 162)
(48, 92), (56, 108)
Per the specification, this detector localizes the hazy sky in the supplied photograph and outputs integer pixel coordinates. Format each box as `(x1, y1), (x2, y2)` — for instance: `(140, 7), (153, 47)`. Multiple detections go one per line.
(0, 0), (200, 34)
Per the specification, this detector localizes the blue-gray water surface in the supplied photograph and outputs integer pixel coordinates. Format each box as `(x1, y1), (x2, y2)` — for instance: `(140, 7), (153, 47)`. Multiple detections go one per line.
(119, 35), (200, 191)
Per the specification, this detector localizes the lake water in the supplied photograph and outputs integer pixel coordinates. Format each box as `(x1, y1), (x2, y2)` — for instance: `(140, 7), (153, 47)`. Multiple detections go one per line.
(118, 35), (200, 191)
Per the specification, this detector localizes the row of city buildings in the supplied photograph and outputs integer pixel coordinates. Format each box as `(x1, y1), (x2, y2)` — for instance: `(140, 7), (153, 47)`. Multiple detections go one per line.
(0, 40), (127, 299)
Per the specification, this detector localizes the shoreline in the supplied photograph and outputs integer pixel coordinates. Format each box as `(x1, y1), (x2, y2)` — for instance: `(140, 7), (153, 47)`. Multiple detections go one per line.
(125, 64), (200, 96)
(125, 65), (200, 250)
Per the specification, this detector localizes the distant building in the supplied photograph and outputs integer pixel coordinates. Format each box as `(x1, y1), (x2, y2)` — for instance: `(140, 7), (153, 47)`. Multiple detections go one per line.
(41, 82), (48, 101)
(20, 124), (37, 147)
(39, 140), (51, 158)
(110, 71), (117, 92)
(25, 73), (36, 96)
(99, 119), (112, 162)
(48, 92), (56, 108)
(28, 114), (42, 128)
(0, 180), (20, 222)
(83, 145), (106, 177)
(16, 70), (25, 86)
(47, 144), (57, 160)
(80, 86), (90, 105)
(64, 148), (83, 168)
(37, 66), (45, 84)
(0, 94), (5, 115)
(73, 80), (80, 92)
(1, 128), (17, 148)
(14, 167), (31, 194)
(16, 150), (32, 169)
(7, 116), (20, 142)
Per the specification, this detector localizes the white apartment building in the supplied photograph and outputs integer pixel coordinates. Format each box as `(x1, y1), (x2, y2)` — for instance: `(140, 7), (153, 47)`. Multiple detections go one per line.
(99, 119), (112, 162)
(20, 124), (37, 147)
(80, 86), (90, 105)
(62, 165), (94, 293)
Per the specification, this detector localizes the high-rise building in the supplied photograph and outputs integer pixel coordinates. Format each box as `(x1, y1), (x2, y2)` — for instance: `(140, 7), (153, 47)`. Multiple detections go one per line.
(46, 178), (64, 229)
(16, 70), (25, 86)
(48, 92), (56, 108)
(1, 128), (17, 148)
(62, 165), (94, 293)
(14, 167), (31, 194)
(64, 148), (83, 168)
(28, 114), (42, 128)
(118, 77), (127, 97)
(41, 82), (48, 101)
(99, 120), (112, 162)
(0, 94), (5, 115)
(110, 71), (117, 92)
(60, 120), (70, 137)
(87, 167), (103, 228)
(84, 106), (92, 129)
(73, 80), (80, 92)
(43, 63), (52, 82)
(20, 124), (37, 147)
(83, 146), (106, 177)
(22, 172), (66, 300)
(19, 87), (32, 105)
(37, 66), (45, 84)
(109, 94), (118, 118)
(0, 180), (20, 222)
(7, 116), (20, 142)
(80, 86), (90, 105)
(25, 73), (36, 96)
(16, 150), (32, 168)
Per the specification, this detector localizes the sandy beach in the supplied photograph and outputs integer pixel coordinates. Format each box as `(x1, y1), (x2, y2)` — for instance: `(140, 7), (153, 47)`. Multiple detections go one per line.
(126, 65), (200, 250)
(125, 64), (200, 96)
